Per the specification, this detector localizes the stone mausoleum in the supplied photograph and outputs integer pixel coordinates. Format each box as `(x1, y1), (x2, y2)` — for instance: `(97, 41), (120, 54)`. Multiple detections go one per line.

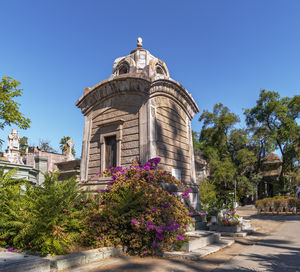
(76, 38), (200, 209)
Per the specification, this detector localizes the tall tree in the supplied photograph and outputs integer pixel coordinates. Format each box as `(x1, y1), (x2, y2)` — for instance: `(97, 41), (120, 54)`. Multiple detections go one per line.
(0, 76), (31, 144)
(39, 139), (57, 153)
(19, 136), (29, 155)
(59, 136), (75, 156)
(244, 90), (300, 190)
(198, 104), (258, 204)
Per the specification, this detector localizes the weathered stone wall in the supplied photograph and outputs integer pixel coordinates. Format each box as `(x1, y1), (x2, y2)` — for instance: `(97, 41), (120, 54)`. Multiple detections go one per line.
(150, 95), (192, 184)
(23, 149), (65, 172)
(156, 107), (191, 183)
(87, 93), (146, 176)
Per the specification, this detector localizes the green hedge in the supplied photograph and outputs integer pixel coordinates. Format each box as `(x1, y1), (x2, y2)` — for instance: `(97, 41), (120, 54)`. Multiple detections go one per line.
(255, 197), (300, 213)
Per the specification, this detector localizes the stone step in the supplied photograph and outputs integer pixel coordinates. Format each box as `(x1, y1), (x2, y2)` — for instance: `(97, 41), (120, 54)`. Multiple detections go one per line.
(0, 251), (50, 272)
(181, 231), (220, 252)
(164, 237), (234, 261)
(188, 220), (208, 231)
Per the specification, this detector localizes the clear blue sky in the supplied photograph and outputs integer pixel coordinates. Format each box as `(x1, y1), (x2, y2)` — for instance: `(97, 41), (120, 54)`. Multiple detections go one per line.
(1, 0), (299, 156)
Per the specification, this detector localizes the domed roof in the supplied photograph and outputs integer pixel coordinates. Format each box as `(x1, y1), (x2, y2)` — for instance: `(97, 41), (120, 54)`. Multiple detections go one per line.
(262, 152), (282, 164)
(112, 37), (170, 80)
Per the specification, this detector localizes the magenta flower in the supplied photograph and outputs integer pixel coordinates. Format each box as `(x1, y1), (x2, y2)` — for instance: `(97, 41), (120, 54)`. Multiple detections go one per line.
(144, 166), (150, 171)
(156, 233), (164, 241)
(7, 248), (13, 252)
(98, 236), (102, 240)
(190, 212), (194, 215)
(176, 235), (185, 241)
(81, 180), (86, 184)
(130, 219), (138, 224)
(152, 208), (157, 212)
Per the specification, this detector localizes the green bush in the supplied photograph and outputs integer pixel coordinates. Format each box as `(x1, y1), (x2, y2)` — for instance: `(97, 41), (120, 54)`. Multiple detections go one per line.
(198, 179), (217, 211)
(255, 197), (300, 213)
(0, 168), (27, 247)
(81, 159), (192, 256)
(0, 158), (194, 256)
(0, 170), (85, 255)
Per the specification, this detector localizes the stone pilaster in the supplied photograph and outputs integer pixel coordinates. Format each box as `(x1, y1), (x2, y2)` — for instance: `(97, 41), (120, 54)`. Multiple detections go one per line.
(34, 156), (48, 185)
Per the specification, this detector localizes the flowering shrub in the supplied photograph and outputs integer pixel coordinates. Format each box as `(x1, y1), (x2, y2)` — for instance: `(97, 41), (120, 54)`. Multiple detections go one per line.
(81, 158), (192, 255)
(208, 207), (219, 216)
(218, 208), (240, 226)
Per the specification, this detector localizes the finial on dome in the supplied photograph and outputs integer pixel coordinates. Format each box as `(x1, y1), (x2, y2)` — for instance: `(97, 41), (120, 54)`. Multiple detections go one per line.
(137, 37), (143, 48)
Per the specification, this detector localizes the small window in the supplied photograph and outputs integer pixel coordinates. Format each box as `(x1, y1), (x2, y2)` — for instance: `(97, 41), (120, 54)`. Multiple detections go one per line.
(119, 63), (129, 75)
(156, 66), (164, 75)
(105, 135), (117, 168)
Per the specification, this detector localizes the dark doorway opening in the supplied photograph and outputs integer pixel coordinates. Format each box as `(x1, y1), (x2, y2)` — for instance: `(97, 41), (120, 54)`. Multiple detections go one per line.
(105, 135), (117, 168)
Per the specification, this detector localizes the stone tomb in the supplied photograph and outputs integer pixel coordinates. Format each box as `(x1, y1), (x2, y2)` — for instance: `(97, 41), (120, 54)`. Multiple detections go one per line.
(76, 38), (200, 209)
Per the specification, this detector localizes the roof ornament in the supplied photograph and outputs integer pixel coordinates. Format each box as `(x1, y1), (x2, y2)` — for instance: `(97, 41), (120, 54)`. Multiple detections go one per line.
(137, 37), (143, 48)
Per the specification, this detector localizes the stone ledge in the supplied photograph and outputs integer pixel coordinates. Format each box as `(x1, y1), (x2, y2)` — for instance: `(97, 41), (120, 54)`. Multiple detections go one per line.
(46, 247), (126, 271)
(163, 237), (234, 261)
(0, 251), (50, 272)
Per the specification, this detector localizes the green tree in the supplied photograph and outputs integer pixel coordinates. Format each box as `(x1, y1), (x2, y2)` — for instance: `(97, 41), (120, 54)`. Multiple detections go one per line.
(192, 131), (202, 156)
(39, 139), (57, 153)
(197, 103), (259, 204)
(244, 90), (300, 191)
(59, 136), (76, 156)
(0, 76), (31, 139)
(0, 170), (85, 255)
(19, 136), (28, 155)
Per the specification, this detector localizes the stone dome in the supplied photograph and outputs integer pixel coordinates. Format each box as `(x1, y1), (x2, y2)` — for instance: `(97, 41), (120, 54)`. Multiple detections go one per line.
(112, 37), (170, 80)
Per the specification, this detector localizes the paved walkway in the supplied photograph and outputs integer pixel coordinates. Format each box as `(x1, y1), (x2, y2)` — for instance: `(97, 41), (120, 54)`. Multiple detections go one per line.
(67, 213), (300, 272)
(214, 215), (300, 271)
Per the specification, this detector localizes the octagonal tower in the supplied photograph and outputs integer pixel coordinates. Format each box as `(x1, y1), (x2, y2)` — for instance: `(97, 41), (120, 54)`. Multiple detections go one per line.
(76, 38), (200, 208)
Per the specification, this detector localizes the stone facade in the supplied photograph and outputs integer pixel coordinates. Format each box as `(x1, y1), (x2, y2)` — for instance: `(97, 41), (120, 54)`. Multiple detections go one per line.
(76, 38), (200, 208)
(23, 146), (66, 173)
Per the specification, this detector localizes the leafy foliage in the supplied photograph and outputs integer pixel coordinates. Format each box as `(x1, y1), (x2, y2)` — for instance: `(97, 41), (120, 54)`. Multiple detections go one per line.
(81, 158), (192, 256)
(0, 170), (85, 255)
(245, 90), (300, 192)
(38, 139), (57, 153)
(255, 196), (300, 213)
(0, 159), (194, 256)
(196, 91), (299, 202)
(0, 76), (31, 131)
(197, 103), (258, 205)
(19, 136), (28, 155)
(0, 168), (27, 247)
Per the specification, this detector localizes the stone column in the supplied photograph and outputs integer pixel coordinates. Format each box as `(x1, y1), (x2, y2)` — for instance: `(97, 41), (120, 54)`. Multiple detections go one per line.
(139, 102), (148, 165)
(80, 116), (92, 181)
(147, 101), (157, 161)
(34, 156), (48, 185)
